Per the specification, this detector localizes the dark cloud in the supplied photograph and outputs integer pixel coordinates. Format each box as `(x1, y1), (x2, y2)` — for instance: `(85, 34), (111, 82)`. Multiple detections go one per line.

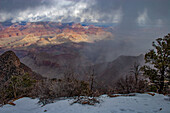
(0, 0), (51, 12)
(86, 0), (170, 30)
(0, 0), (169, 29)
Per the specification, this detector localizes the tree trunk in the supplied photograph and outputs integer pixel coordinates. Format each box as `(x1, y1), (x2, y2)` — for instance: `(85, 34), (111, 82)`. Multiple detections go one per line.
(135, 75), (138, 85)
(159, 69), (165, 94)
(159, 77), (164, 94)
(14, 91), (17, 98)
(12, 83), (17, 98)
(13, 86), (17, 98)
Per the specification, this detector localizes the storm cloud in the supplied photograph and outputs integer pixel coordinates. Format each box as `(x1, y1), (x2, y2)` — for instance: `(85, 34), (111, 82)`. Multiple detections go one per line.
(0, 0), (51, 12)
(0, 0), (169, 29)
(88, 0), (170, 29)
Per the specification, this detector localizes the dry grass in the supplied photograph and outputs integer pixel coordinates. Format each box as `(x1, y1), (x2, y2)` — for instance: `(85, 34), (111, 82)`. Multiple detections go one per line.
(108, 94), (136, 98)
(147, 93), (155, 96)
(7, 97), (24, 106)
(108, 94), (120, 98)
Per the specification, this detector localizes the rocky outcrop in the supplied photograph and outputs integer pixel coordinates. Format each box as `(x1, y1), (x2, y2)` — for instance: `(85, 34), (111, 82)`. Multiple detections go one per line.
(0, 51), (42, 82)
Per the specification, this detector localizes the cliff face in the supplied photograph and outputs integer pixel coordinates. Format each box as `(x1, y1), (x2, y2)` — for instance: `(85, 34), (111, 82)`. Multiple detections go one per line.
(0, 51), (42, 82)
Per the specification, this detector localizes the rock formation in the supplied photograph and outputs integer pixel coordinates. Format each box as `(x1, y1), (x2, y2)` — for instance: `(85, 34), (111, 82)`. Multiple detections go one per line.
(0, 51), (42, 82)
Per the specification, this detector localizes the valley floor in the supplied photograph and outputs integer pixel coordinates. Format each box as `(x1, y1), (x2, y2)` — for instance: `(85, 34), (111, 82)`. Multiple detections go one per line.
(0, 93), (170, 113)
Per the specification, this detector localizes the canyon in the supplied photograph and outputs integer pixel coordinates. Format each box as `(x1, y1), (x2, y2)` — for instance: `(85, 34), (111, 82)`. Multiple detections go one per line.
(0, 22), (144, 86)
(0, 22), (112, 49)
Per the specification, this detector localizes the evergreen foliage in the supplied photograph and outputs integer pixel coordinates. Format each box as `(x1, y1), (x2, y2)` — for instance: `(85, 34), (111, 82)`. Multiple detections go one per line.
(142, 34), (170, 93)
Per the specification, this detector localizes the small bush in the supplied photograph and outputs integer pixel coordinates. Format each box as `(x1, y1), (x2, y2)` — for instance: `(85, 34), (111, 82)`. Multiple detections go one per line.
(149, 85), (158, 92)
(71, 97), (100, 105)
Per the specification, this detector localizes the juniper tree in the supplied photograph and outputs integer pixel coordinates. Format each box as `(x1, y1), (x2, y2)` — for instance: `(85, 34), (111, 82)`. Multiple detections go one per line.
(142, 34), (170, 93)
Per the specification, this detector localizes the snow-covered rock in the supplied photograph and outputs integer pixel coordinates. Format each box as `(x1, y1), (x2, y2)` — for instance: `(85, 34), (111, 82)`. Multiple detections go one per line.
(164, 95), (170, 101)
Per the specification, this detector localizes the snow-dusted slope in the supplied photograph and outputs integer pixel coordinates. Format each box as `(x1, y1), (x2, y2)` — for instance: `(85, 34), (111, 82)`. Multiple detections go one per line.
(0, 93), (170, 113)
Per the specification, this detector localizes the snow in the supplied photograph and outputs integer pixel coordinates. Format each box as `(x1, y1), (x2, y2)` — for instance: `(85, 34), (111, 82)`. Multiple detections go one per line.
(0, 93), (170, 113)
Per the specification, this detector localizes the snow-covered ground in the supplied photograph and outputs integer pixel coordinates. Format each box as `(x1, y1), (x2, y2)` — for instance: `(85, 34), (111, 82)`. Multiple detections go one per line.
(0, 93), (170, 113)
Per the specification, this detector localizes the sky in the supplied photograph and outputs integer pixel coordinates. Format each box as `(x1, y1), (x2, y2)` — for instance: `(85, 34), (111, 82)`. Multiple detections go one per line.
(0, 0), (170, 29)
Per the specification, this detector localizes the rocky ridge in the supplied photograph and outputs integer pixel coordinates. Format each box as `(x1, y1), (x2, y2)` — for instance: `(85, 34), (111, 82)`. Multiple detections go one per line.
(0, 51), (42, 82)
